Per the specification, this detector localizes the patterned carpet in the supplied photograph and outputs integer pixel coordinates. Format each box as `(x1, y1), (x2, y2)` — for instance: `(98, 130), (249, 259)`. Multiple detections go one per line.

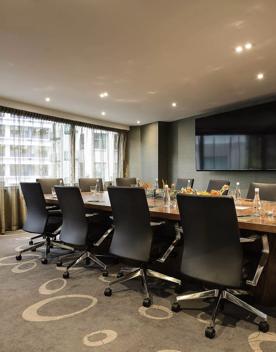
(0, 231), (276, 352)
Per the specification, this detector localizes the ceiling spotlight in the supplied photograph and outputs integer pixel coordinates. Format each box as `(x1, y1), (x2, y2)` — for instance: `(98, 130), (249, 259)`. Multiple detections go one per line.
(137, 120), (141, 124)
(244, 42), (252, 50)
(235, 46), (243, 53)
(45, 97), (51, 102)
(99, 92), (109, 98)
(257, 72), (264, 80)
(171, 102), (177, 107)
(101, 111), (106, 116)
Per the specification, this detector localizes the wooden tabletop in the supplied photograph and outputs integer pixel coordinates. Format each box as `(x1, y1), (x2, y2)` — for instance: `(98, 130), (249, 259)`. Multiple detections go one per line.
(45, 191), (276, 234)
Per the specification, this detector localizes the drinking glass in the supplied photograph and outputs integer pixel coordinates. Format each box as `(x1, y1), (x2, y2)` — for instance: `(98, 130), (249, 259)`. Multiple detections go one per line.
(90, 185), (96, 195)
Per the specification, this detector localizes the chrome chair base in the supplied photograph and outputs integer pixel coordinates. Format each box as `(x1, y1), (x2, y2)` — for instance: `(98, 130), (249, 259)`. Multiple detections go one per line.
(62, 250), (108, 278)
(15, 235), (74, 264)
(172, 288), (269, 338)
(104, 267), (181, 307)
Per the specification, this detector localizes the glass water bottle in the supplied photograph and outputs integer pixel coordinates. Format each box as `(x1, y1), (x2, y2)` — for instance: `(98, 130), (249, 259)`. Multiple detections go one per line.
(253, 187), (262, 216)
(163, 184), (171, 207)
(234, 182), (241, 202)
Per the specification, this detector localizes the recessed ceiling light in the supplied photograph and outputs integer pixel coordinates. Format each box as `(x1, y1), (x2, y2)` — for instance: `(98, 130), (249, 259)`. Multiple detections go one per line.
(137, 120), (141, 124)
(257, 72), (264, 80)
(171, 102), (177, 107)
(101, 111), (106, 116)
(235, 46), (243, 53)
(99, 92), (109, 98)
(244, 42), (252, 50)
(45, 97), (51, 102)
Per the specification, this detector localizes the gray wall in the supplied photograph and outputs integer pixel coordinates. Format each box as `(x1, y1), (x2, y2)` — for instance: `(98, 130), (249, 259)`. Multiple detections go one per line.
(169, 116), (276, 196)
(127, 123), (159, 183)
(127, 126), (141, 178)
(127, 122), (169, 185)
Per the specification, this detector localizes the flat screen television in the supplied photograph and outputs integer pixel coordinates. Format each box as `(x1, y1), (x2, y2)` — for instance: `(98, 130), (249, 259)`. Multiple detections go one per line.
(195, 101), (276, 171)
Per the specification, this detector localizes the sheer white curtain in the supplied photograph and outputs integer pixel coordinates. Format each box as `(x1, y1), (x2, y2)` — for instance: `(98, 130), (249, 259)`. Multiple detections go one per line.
(74, 125), (120, 182)
(0, 112), (72, 186)
(0, 109), (127, 234)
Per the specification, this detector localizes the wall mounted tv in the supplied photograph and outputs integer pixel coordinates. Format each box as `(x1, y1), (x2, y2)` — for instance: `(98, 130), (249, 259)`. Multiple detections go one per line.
(195, 101), (276, 171)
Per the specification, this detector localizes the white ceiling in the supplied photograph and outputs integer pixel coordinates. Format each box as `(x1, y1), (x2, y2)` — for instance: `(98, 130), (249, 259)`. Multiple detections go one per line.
(1, 0), (276, 126)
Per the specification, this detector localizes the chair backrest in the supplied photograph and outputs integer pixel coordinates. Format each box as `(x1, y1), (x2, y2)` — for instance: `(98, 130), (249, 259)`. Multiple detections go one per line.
(79, 178), (104, 192)
(175, 178), (194, 190)
(116, 177), (137, 187)
(108, 186), (153, 262)
(36, 178), (64, 194)
(177, 194), (242, 288)
(55, 186), (88, 246)
(247, 182), (276, 201)
(20, 182), (48, 234)
(206, 179), (230, 195)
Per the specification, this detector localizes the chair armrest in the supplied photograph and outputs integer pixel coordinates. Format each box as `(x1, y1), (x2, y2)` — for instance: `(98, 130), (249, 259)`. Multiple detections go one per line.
(150, 221), (166, 226)
(245, 234), (269, 287)
(157, 223), (182, 263)
(240, 235), (259, 243)
(94, 226), (114, 247)
(46, 205), (59, 210)
(85, 213), (99, 218)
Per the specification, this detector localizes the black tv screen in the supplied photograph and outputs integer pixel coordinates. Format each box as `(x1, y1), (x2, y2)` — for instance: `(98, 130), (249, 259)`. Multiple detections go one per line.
(195, 101), (276, 171)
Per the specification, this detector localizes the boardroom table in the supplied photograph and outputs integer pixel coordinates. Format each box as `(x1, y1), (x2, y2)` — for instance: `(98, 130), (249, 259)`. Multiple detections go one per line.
(45, 191), (276, 307)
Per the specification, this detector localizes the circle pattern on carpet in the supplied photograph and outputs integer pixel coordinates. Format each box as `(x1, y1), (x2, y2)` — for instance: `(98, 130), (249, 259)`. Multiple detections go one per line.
(83, 329), (118, 347)
(39, 278), (67, 295)
(248, 331), (276, 352)
(0, 254), (39, 266)
(138, 305), (173, 320)
(22, 294), (97, 322)
(12, 260), (37, 273)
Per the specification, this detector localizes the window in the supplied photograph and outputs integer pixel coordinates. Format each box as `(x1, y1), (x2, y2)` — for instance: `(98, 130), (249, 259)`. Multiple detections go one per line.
(0, 111), (124, 186)
(0, 145), (4, 157)
(94, 132), (107, 149)
(75, 126), (119, 181)
(0, 164), (4, 176)
(10, 145), (48, 159)
(0, 125), (4, 137)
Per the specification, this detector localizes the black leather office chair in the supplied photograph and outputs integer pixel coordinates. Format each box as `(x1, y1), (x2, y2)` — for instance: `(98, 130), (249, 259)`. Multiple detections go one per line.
(206, 179), (230, 194)
(55, 186), (113, 278)
(175, 178), (194, 190)
(79, 178), (104, 192)
(247, 182), (276, 201)
(16, 183), (69, 264)
(171, 194), (269, 338)
(116, 177), (137, 187)
(36, 178), (64, 194)
(104, 187), (181, 307)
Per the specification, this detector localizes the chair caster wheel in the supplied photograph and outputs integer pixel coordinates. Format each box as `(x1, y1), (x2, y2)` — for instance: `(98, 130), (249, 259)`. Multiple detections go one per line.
(16, 255), (22, 261)
(117, 271), (124, 278)
(259, 321), (269, 333)
(205, 327), (216, 339)
(31, 248), (36, 252)
(102, 271), (108, 277)
(29, 240), (33, 245)
(104, 288), (112, 296)
(171, 302), (181, 312)
(41, 258), (48, 264)
(63, 271), (69, 279)
(143, 298), (152, 308)
(56, 261), (62, 267)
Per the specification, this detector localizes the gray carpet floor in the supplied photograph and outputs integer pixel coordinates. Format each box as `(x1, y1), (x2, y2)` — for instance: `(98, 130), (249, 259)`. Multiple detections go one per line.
(0, 231), (276, 352)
